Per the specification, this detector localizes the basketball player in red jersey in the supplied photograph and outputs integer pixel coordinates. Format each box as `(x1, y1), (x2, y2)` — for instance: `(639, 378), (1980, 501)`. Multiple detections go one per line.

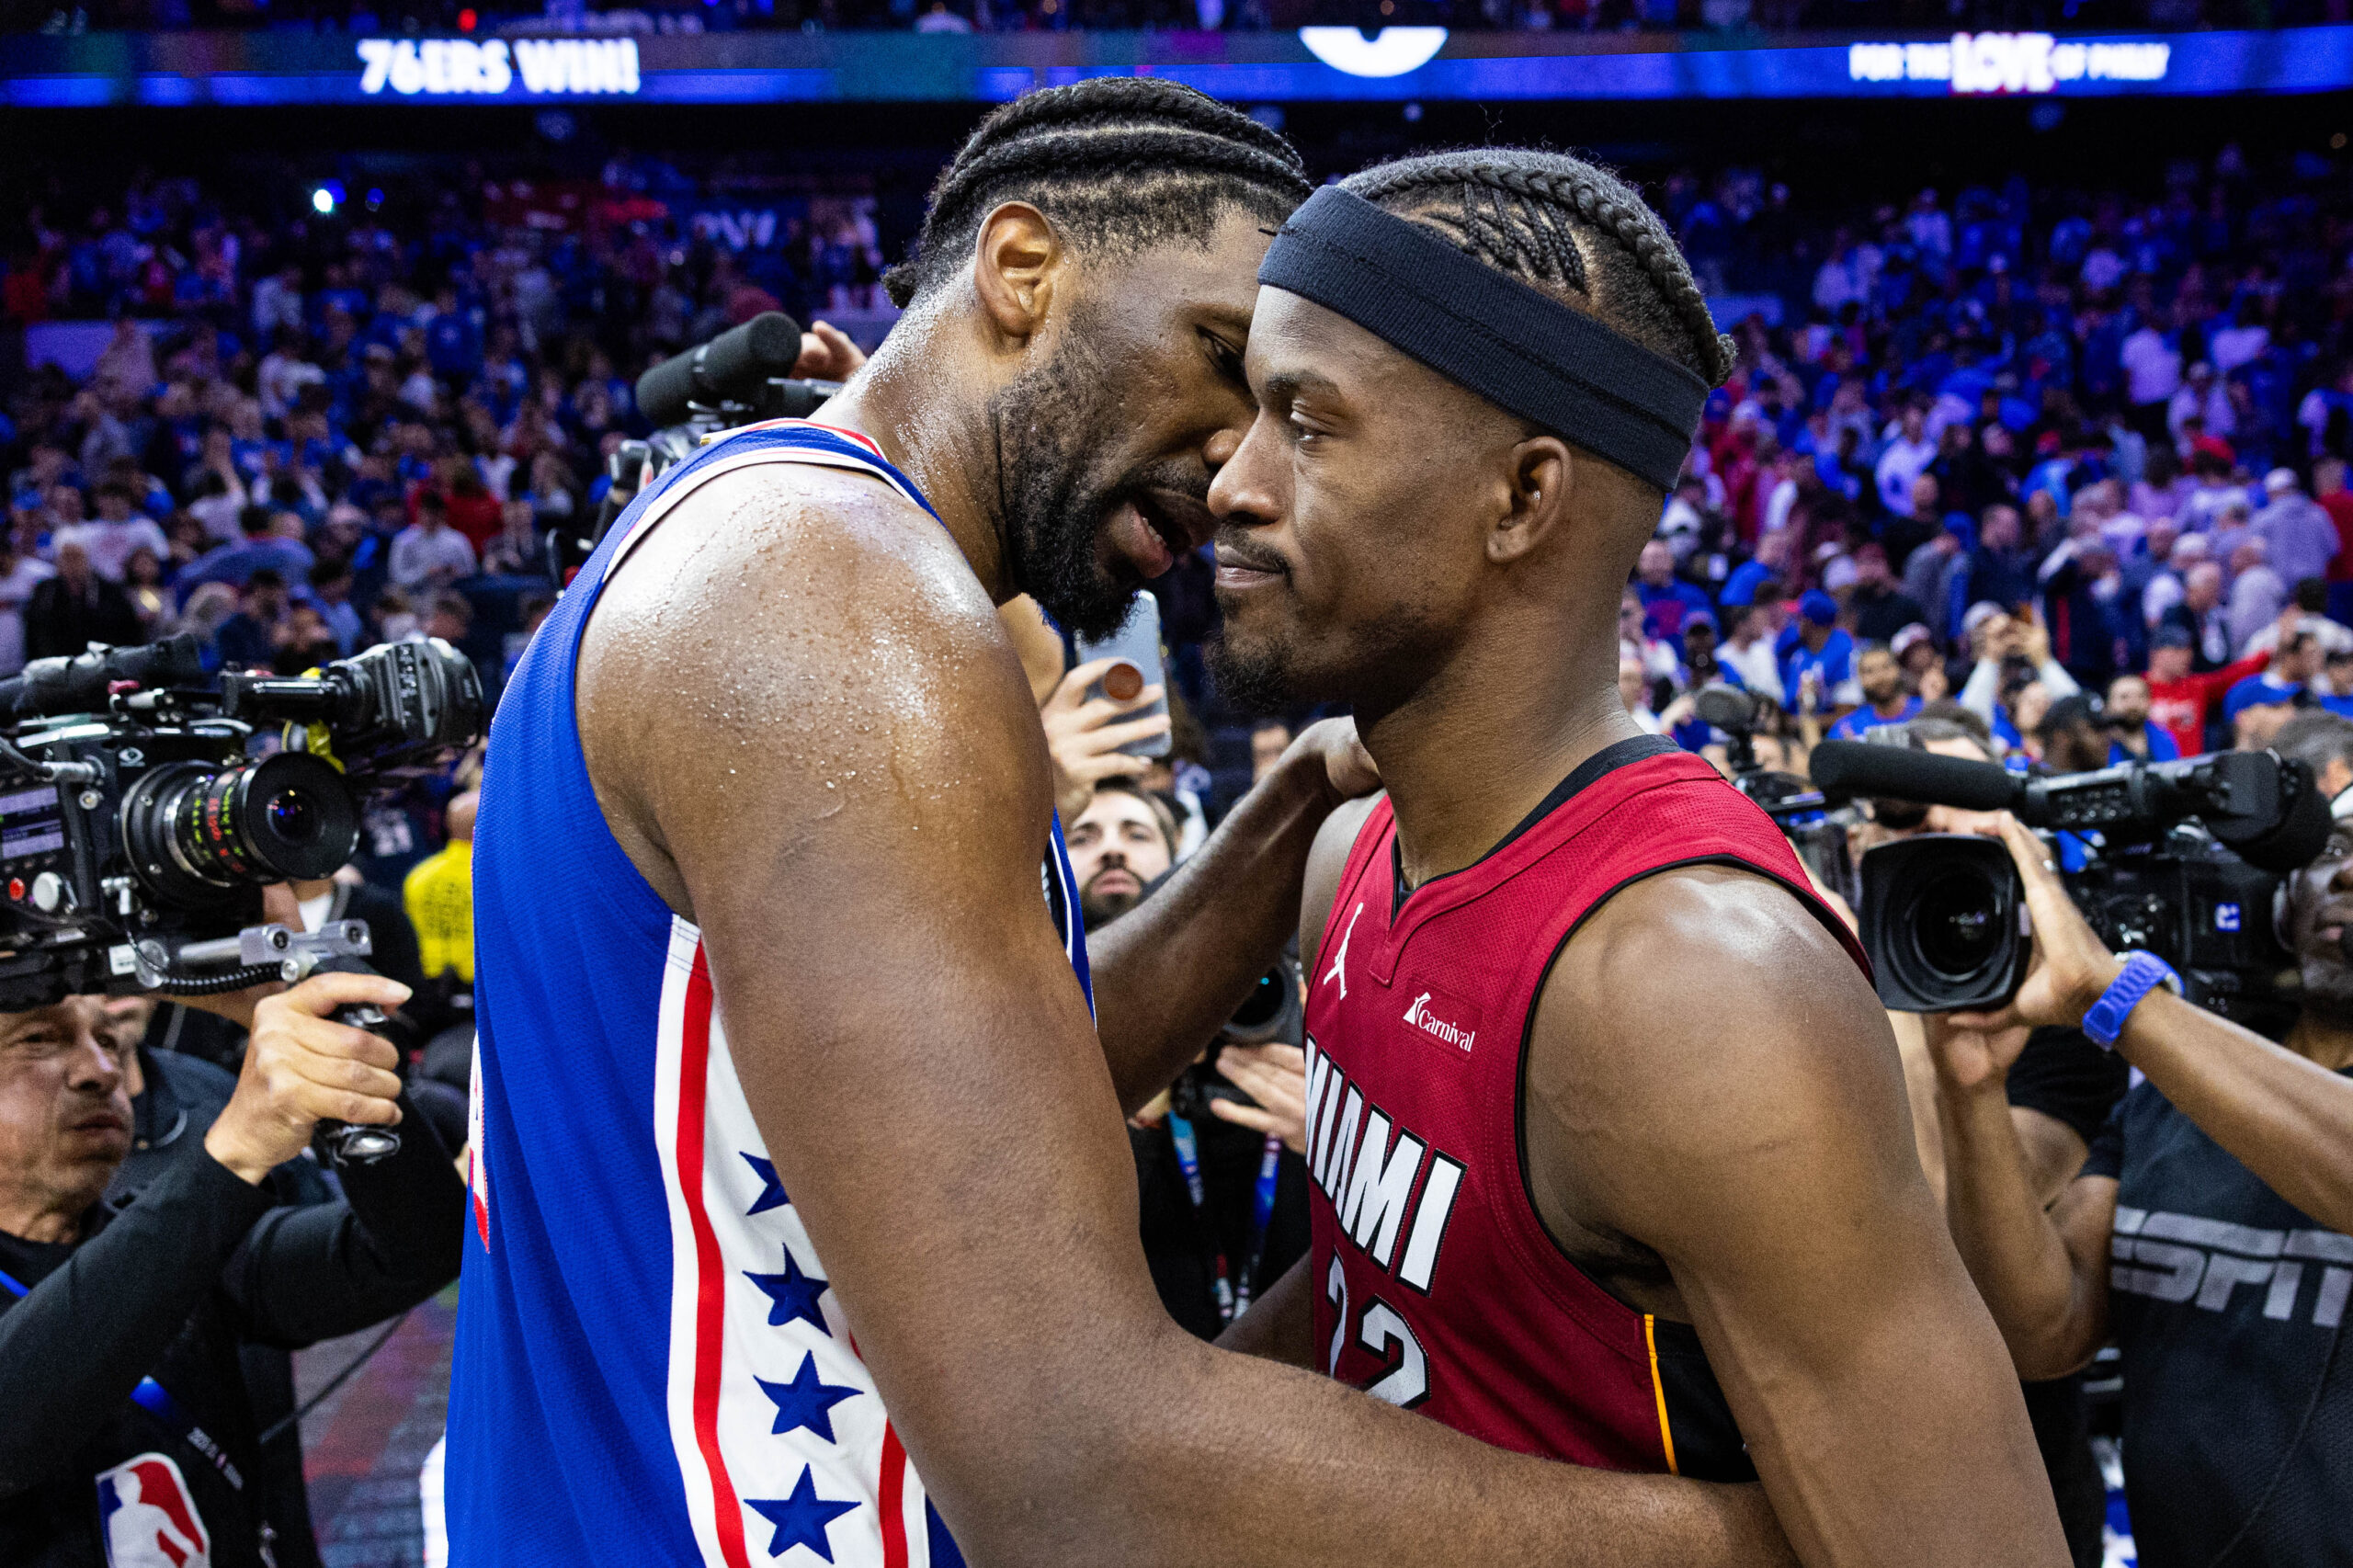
(1208, 153), (2070, 1565)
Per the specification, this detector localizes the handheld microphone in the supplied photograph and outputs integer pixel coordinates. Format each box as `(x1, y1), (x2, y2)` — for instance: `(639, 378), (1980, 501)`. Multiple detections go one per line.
(635, 312), (805, 427)
(1808, 740), (2021, 812)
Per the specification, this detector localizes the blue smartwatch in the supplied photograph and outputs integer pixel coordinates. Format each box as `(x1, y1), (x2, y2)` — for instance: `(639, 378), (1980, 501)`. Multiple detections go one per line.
(2082, 951), (2182, 1050)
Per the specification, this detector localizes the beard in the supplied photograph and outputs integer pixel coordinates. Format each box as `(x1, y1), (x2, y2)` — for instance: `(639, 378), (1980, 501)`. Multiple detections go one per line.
(1206, 619), (1304, 717)
(1209, 576), (1451, 722)
(1079, 877), (1146, 931)
(989, 317), (1186, 642)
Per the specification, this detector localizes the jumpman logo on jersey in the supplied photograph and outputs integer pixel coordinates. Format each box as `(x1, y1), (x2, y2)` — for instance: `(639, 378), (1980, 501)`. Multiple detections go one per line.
(1324, 902), (1364, 999)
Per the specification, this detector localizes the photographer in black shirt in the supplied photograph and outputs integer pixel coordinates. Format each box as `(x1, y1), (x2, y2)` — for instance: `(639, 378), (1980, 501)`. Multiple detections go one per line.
(1928, 805), (2353, 1568)
(0, 972), (464, 1567)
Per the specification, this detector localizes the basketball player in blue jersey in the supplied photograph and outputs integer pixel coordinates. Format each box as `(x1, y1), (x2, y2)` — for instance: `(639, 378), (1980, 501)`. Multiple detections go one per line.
(451, 82), (1797, 1568)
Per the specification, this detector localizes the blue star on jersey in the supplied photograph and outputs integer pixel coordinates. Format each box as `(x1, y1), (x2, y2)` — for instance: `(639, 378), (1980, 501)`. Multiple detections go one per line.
(743, 1152), (789, 1215)
(747, 1467), (860, 1562)
(745, 1248), (830, 1334)
(757, 1353), (861, 1443)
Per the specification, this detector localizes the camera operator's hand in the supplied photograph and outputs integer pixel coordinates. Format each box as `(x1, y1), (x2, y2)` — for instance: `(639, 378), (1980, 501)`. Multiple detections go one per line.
(1946, 813), (2123, 1036)
(1920, 1013), (2033, 1096)
(203, 971), (412, 1186)
(1040, 658), (1172, 823)
(1208, 1041), (1310, 1154)
(1285, 716), (1380, 809)
(791, 321), (866, 381)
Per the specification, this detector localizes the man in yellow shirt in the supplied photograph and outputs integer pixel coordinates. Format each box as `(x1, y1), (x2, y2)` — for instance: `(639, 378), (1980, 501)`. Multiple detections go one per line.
(404, 790), (477, 986)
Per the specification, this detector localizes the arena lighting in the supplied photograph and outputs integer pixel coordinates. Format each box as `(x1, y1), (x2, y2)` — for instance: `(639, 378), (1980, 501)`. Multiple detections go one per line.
(355, 36), (642, 97)
(1847, 32), (2171, 93)
(1298, 26), (1449, 77)
(310, 183), (341, 213)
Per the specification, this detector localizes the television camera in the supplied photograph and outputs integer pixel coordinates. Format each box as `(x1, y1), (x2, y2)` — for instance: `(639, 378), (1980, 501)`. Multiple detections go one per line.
(549, 312), (842, 580)
(0, 634), (483, 1156)
(1811, 739), (2331, 1033)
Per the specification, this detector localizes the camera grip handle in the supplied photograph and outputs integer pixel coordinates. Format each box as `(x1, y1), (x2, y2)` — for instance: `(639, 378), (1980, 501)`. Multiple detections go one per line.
(313, 1003), (402, 1167)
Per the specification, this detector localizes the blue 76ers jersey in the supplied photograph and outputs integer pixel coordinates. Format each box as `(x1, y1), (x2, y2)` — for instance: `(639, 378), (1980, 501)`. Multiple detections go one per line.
(448, 420), (1091, 1568)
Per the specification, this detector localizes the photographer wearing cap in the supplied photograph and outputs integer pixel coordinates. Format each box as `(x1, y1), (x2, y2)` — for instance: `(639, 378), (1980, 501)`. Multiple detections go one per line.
(0, 973), (464, 1567)
(1927, 804), (2353, 1567)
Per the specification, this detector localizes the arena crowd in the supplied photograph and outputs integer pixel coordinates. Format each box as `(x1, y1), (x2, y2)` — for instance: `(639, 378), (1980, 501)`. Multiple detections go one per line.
(1, 124), (2351, 1566)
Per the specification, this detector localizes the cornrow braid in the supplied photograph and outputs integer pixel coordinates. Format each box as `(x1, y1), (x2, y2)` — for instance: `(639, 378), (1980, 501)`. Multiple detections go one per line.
(885, 78), (1312, 310)
(1342, 149), (1734, 390)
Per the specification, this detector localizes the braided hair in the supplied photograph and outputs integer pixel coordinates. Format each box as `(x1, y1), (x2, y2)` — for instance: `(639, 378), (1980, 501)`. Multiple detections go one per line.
(884, 78), (1312, 310)
(1342, 149), (1734, 390)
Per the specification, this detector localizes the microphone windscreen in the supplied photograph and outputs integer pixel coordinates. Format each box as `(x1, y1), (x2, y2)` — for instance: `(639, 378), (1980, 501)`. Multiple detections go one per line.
(697, 312), (804, 397)
(1809, 740), (2022, 811)
(634, 312), (805, 427)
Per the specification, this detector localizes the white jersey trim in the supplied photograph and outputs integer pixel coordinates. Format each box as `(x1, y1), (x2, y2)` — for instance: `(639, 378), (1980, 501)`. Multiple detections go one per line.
(652, 915), (939, 1568)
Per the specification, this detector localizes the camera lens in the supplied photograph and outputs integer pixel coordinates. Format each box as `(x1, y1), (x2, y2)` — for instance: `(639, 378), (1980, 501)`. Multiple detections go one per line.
(1230, 970), (1284, 1031)
(266, 789), (318, 846)
(1911, 869), (2001, 978)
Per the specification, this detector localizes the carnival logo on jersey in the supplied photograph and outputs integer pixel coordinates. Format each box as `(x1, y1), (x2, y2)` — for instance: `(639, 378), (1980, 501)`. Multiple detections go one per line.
(1401, 987), (1479, 1055)
(97, 1453), (210, 1568)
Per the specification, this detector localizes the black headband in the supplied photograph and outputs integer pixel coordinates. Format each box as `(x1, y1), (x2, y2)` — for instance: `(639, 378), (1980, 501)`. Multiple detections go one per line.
(1256, 185), (1710, 494)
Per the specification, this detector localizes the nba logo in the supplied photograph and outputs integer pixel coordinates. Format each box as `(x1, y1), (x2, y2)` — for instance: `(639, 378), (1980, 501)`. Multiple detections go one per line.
(2216, 903), (2243, 932)
(96, 1452), (210, 1567)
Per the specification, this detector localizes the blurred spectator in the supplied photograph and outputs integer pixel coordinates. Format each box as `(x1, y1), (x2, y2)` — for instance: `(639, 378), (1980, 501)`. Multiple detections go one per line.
(213, 568), (290, 672)
(2253, 471), (2342, 589)
(404, 790), (479, 990)
(1249, 722), (1291, 784)
(180, 504), (314, 597)
(0, 538), (55, 678)
(2102, 674), (2181, 762)
(390, 494), (476, 593)
(24, 540), (141, 662)
(56, 481), (170, 584)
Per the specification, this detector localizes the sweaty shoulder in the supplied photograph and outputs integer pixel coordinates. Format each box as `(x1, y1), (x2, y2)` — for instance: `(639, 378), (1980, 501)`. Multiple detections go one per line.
(1523, 866), (1918, 1289)
(576, 460), (1048, 920)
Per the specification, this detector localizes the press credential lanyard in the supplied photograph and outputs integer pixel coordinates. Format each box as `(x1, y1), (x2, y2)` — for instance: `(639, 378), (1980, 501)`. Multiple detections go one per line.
(0, 1264), (244, 1492)
(1165, 1117), (1282, 1325)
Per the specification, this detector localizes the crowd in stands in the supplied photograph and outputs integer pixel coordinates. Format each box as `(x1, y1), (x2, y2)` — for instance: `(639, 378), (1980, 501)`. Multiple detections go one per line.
(2, 138), (2351, 816)
(1609, 145), (2353, 784)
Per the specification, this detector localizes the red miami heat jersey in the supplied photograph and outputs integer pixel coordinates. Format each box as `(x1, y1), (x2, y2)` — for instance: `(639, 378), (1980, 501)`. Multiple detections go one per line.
(1302, 734), (1869, 1478)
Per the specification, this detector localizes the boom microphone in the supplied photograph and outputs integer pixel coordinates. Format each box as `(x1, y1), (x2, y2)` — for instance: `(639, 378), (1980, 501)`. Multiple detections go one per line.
(1809, 740), (2021, 811)
(635, 312), (804, 426)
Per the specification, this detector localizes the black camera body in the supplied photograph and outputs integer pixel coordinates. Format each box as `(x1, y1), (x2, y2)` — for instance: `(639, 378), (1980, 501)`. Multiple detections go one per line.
(1695, 683), (1859, 904)
(1830, 742), (2325, 1034)
(0, 635), (482, 1011)
(551, 313), (841, 582)
(1172, 954), (1304, 1123)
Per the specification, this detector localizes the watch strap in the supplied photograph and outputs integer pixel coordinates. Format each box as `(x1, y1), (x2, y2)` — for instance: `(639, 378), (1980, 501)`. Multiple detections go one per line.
(2083, 950), (2181, 1050)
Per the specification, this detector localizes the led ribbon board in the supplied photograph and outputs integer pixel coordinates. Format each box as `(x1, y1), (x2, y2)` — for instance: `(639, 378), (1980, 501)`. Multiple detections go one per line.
(0, 23), (2344, 105)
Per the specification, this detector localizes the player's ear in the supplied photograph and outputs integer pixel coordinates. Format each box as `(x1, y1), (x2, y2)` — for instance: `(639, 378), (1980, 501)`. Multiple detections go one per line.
(1487, 437), (1574, 566)
(969, 202), (1063, 346)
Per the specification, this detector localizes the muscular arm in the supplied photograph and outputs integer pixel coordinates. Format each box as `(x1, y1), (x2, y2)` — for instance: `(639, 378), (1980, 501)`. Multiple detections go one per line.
(1527, 869), (2068, 1568)
(1212, 798), (1380, 1364)
(580, 472), (1782, 1568)
(2116, 989), (2353, 1235)
(1935, 1055), (2118, 1381)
